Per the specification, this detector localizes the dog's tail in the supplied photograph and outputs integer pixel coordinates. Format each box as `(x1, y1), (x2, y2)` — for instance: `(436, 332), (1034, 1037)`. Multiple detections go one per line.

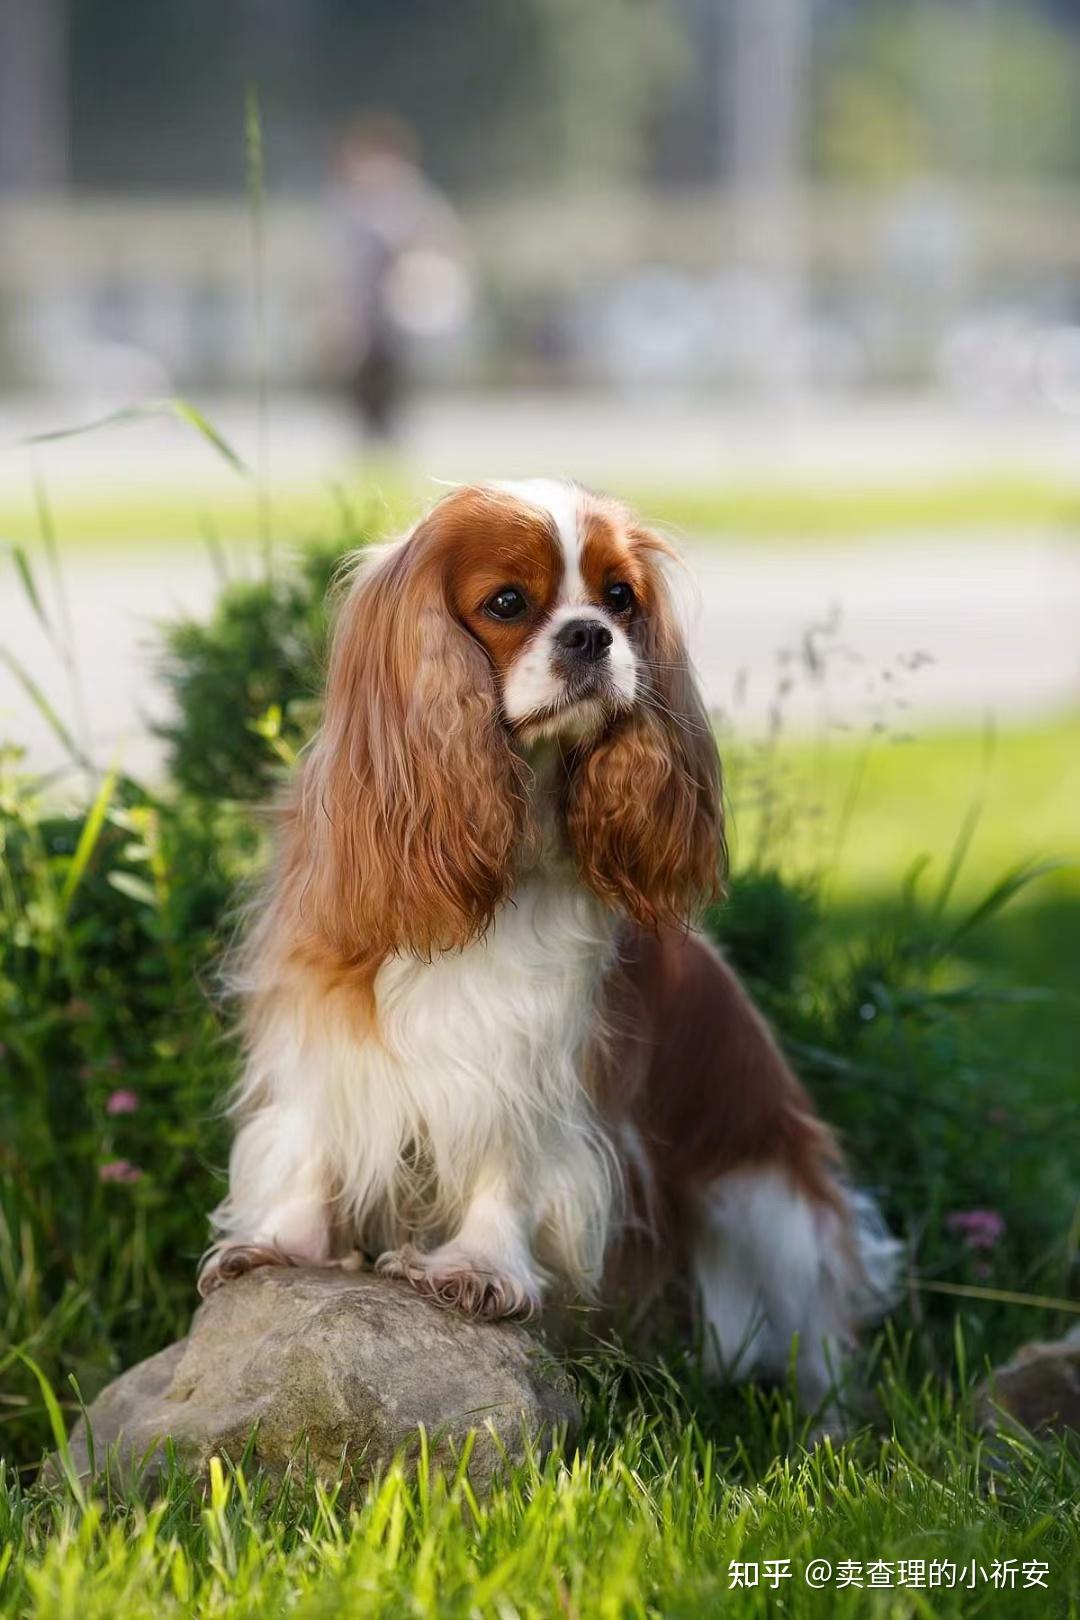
(839, 1184), (905, 1325)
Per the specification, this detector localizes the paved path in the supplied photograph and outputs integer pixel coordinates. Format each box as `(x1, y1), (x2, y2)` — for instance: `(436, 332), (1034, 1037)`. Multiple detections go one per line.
(2, 532), (1077, 783)
(3, 391), (1078, 781)
(4, 388), (1080, 491)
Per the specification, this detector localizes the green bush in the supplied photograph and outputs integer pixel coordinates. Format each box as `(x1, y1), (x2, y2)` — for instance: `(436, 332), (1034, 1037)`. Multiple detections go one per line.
(0, 753), (267, 1462)
(153, 541), (347, 800)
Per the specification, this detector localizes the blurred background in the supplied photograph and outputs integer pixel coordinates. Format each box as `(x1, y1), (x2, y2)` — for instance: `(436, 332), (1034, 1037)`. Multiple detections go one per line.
(8, 0), (1080, 403)
(1, 0), (1078, 831)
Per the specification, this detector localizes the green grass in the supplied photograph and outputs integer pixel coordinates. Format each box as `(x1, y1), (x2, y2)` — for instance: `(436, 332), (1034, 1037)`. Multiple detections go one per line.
(635, 474), (1080, 541)
(724, 714), (1080, 902)
(0, 477), (414, 555)
(1, 535), (1078, 1617)
(3, 470), (1080, 551)
(3, 1364), (1078, 1618)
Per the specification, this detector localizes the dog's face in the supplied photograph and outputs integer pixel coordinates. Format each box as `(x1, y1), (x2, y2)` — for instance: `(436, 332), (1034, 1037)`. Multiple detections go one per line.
(446, 480), (644, 743)
(297, 481), (725, 964)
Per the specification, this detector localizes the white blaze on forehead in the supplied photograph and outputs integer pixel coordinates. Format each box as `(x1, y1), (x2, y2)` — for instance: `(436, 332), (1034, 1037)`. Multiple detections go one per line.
(487, 479), (586, 603)
(484, 478), (638, 732)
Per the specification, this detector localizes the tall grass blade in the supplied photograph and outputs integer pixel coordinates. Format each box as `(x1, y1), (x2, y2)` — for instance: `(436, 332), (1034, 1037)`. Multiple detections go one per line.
(59, 764), (119, 915)
(916, 1279), (1080, 1314)
(26, 397), (249, 478)
(199, 512), (230, 585)
(941, 858), (1066, 952)
(7, 545), (51, 633)
(107, 870), (159, 908)
(171, 398), (248, 477)
(932, 722), (996, 917)
(13, 1350), (86, 1508)
(0, 647), (87, 766)
(32, 470), (94, 772)
(32, 466), (63, 577)
(933, 794), (985, 918)
(245, 83), (273, 575)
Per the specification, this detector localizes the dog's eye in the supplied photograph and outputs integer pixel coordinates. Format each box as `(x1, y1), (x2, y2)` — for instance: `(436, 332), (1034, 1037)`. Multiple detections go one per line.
(604, 582), (635, 615)
(485, 586), (528, 621)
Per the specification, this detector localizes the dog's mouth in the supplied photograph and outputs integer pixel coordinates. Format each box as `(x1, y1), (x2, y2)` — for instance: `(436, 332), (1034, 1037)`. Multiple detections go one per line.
(509, 675), (633, 744)
(558, 659), (616, 704)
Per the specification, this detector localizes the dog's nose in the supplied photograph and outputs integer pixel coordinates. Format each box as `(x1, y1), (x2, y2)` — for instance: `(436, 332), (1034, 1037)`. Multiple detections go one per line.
(555, 618), (613, 663)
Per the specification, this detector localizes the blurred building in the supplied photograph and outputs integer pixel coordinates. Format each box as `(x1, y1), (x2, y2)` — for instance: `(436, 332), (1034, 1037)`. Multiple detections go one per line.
(3, 0), (1080, 401)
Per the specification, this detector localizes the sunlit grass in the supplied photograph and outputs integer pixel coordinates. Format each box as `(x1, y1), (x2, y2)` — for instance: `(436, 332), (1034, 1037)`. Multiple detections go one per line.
(2, 1343), (1078, 1619)
(3, 470), (1079, 550)
(0, 477), (415, 554)
(637, 474), (1080, 540)
(726, 713), (1080, 904)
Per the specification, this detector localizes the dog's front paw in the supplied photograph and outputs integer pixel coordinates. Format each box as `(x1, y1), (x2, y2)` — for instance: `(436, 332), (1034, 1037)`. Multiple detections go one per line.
(199, 1245), (366, 1297)
(198, 1242), (295, 1296)
(375, 1244), (540, 1322)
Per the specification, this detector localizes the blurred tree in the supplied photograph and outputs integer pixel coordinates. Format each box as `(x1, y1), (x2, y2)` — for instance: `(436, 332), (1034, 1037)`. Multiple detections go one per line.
(812, 0), (1080, 185)
(68, 0), (684, 193)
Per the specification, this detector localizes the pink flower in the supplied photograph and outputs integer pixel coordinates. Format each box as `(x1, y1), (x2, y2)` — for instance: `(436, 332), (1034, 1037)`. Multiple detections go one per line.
(98, 1159), (143, 1184)
(946, 1208), (1006, 1252)
(106, 1089), (140, 1116)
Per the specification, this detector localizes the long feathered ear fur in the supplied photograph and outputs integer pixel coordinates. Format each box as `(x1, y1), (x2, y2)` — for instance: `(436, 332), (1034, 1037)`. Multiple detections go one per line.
(563, 534), (725, 929)
(286, 524), (527, 966)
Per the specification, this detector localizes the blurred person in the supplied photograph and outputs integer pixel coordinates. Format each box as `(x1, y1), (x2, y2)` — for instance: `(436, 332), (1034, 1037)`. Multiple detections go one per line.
(324, 112), (471, 440)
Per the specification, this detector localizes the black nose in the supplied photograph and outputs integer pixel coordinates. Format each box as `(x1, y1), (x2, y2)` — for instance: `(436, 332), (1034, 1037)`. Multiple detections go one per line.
(555, 618), (613, 663)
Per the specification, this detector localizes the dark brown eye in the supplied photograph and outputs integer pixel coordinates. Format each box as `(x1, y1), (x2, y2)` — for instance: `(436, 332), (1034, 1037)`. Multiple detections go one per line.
(485, 586), (528, 621)
(604, 581), (634, 615)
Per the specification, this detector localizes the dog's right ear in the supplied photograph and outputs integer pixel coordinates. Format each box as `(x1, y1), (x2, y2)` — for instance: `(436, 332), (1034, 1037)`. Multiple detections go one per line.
(291, 527), (527, 965)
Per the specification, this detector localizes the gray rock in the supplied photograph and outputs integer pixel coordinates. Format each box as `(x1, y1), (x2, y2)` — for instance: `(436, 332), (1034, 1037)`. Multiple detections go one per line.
(974, 1326), (1080, 1444)
(52, 1266), (580, 1493)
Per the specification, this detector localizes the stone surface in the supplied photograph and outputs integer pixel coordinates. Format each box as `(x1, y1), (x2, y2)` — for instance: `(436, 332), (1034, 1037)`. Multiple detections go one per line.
(55, 1266), (580, 1492)
(974, 1327), (1080, 1444)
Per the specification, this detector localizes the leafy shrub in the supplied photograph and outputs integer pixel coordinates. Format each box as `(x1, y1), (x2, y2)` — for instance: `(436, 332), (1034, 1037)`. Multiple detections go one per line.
(154, 541), (347, 800)
(706, 867), (819, 994)
(0, 753), (262, 1460)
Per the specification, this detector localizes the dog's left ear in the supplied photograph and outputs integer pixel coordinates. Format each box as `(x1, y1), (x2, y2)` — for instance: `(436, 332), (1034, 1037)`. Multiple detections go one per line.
(563, 533), (725, 929)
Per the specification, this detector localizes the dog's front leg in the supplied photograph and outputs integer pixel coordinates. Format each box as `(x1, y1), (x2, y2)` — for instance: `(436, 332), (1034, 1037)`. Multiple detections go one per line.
(376, 1175), (542, 1321)
(197, 1102), (333, 1294)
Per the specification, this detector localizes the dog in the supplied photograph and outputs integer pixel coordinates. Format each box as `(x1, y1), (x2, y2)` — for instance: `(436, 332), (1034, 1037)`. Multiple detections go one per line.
(201, 479), (898, 1410)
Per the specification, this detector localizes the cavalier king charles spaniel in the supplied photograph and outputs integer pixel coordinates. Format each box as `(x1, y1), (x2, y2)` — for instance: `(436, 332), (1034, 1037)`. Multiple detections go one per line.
(201, 479), (898, 1410)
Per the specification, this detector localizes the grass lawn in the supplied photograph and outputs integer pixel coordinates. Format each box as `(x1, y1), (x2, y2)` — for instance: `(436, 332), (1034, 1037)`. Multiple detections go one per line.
(1, 535), (1078, 1616)
(724, 713), (1080, 904)
(3, 469), (1080, 551)
(4, 1369), (1077, 1617)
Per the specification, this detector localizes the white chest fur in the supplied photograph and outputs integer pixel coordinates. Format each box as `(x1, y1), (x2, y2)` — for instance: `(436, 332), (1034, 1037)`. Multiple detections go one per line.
(221, 870), (621, 1291)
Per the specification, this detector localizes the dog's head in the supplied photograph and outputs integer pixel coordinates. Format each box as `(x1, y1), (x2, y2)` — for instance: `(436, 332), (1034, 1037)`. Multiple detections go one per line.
(296, 480), (725, 961)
